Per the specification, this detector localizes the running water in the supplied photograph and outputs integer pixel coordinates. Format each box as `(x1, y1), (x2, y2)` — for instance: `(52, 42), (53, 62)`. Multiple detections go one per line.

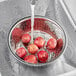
(30, 4), (35, 43)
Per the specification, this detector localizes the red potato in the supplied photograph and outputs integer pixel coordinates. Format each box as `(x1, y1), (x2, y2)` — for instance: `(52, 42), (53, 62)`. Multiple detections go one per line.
(28, 44), (39, 54)
(37, 50), (48, 63)
(57, 38), (63, 49)
(12, 28), (23, 43)
(34, 37), (45, 48)
(22, 33), (31, 43)
(24, 55), (37, 64)
(46, 38), (57, 49)
(16, 47), (27, 58)
(47, 38), (63, 56)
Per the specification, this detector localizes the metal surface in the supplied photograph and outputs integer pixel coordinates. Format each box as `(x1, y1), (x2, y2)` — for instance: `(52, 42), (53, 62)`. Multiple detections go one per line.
(0, 0), (76, 76)
(55, 0), (76, 67)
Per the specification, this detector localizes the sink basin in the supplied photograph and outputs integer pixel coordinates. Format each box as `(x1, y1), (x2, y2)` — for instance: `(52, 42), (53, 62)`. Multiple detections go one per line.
(0, 0), (76, 76)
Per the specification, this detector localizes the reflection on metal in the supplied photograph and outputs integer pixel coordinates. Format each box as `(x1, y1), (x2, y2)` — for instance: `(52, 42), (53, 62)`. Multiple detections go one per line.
(60, 0), (76, 31)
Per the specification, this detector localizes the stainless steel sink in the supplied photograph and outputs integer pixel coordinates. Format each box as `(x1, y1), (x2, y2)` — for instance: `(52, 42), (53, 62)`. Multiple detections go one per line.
(0, 0), (76, 76)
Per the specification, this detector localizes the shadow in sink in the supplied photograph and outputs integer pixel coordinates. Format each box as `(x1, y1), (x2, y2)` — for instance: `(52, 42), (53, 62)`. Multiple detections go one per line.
(18, 62), (55, 76)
